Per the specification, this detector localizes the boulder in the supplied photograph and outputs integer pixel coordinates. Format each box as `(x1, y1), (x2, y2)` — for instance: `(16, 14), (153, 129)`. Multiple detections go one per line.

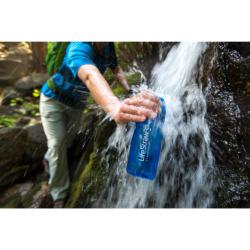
(202, 43), (250, 207)
(228, 42), (250, 58)
(0, 86), (19, 105)
(0, 127), (28, 186)
(0, 127), (28, 168)
(15, 117), (31, 127)
(0, 42), (32, 86)
(24, 122), (47, 160)
(14, 72), (49, 95)
(0, 58), (30, 85)
(0, 123), (47, 187)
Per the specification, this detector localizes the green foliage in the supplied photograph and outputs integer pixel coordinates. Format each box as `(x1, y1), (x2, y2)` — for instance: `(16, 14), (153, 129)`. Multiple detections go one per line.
(0, 96), (40, 128)
(32, 89), (40, 98)
(0, 114), (20, 128)
(17, 102), (39, 117)
(9, 97), (24, 107)
(46, 42), (69, 75)
(127, 72), (141, 85)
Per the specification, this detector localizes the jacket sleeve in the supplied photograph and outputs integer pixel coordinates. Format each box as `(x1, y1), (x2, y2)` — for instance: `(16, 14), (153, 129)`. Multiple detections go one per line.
(64, 42), (96, 78)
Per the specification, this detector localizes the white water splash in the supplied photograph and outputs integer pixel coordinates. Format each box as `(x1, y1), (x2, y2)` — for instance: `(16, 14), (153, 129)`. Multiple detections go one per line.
(96, 42), (214, 208)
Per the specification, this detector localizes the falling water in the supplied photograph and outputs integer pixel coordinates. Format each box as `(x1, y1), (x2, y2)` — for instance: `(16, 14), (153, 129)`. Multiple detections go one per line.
(96, 42), (215, 208)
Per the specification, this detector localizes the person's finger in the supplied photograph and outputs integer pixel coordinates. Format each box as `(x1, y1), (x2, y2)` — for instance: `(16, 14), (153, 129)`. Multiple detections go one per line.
(124, 97), (160, 113)
(139, 92), (161, 112)
(117, 112), (146, 123)
(120, 103), (157, 119)
(138, 90), (160, 104)
(124, 98), (159, 112)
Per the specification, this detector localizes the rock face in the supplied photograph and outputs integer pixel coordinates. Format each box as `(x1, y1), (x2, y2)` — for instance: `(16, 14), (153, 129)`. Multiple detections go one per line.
(14, 72), (49, 95)
(200, 43), (250, 207)
(0, 42), (32, 86)
(24, 123), (47, 161)
(116, 42), (162, 81)
(66, 111), (116, 208)
(0, 123), (46, 188)
(0, 127), (28, 167)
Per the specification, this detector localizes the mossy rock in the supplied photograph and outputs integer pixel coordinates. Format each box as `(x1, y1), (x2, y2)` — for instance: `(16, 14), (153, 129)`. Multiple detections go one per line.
(66, 111), (118, 208)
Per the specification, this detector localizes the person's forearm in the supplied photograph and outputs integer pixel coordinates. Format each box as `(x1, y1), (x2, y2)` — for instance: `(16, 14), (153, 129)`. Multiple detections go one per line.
(113, 66), (130, 91)
(78, 65), (121, 116)
(78, 64), (160, 124)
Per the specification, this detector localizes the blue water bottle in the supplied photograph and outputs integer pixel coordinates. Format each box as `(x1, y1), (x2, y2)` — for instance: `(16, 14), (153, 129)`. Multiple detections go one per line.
(126, 97), (166, 180)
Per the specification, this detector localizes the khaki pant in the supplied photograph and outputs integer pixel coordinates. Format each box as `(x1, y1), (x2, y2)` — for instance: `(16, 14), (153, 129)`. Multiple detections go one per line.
(40, 93), (82, 201)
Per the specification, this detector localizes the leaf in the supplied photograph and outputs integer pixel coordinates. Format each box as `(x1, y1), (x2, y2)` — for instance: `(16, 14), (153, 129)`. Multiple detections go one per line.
(32, 89), (40, 98)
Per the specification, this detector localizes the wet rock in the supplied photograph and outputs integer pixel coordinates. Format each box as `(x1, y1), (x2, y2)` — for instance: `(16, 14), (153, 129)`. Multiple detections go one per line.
(25, 122), (46, 145)
(14, 73), (49, 95)
(216, 43), (250, 173)
(0, 127), (28, 169)
(0, 123), (46, 188)
(214, 167), (250, 208)
(116, 42), (161, 81)
(200, 43), (250, 207)
(24, 123), (47, 160)
(65, 111), (117, 208)
(228, 42), (250, 58)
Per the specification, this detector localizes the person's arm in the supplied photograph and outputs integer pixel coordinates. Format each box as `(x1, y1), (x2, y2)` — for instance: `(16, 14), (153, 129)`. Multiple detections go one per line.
(112, 66), (130, 92)
(77, 64), (160, 123)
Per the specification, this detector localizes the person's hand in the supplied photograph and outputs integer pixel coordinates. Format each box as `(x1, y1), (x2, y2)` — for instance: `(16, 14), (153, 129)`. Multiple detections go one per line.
(111, 90), (161, 123)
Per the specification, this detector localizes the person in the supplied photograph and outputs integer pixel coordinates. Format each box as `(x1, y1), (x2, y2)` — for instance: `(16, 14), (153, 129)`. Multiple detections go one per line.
(40, 42), (160, 208)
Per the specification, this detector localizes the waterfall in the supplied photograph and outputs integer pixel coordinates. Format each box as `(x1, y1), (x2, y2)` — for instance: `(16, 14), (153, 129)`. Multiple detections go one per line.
(96, 42), (215, 208)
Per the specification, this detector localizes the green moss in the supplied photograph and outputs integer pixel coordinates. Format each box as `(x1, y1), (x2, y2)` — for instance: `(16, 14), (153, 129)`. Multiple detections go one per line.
(67, 147), (96, 208)
(112, 85), (126, 96)
(104, 68), (115, 83)
(127, 72), (141, 85)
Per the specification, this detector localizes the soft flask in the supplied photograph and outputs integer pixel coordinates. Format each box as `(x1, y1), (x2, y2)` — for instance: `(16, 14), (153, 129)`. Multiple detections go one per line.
(126, 97), (166, 180)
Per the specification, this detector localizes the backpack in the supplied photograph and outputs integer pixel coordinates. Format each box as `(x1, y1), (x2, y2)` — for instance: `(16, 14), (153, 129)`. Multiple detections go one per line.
(45, 42), (69, 76)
